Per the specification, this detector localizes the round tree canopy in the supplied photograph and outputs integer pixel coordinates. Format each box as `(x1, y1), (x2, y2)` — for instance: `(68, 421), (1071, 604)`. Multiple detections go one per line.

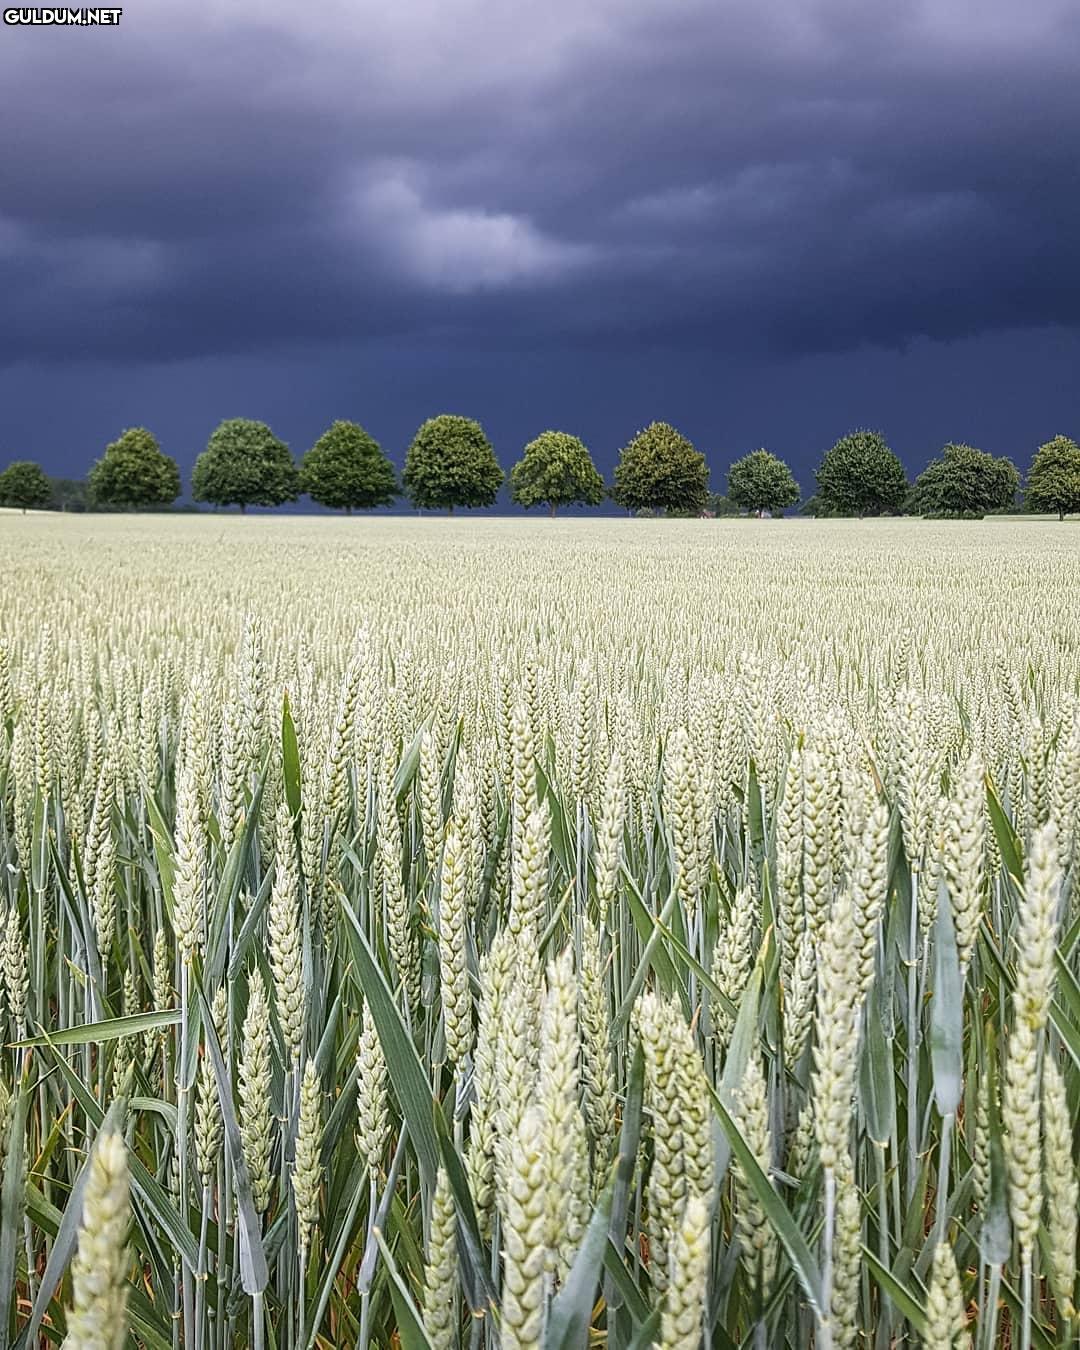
(89, 427), (181, 509)
(611, 422), (709, 515)
(300, 421), (397, 511)
(403, 415), (502, 511)
(192, 418), (298, 510)
(727, 449), (800, 516)
(510, 430), (605, 515)
(0, 460), (52, 512)
(1025, 434), (1080, 520)
(905, 443), (1019, 518)
(815, 429), (908, 516)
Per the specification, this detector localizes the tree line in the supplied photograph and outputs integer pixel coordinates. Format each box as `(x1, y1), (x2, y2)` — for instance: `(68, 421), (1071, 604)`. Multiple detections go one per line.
(2, 417), (1079, 519)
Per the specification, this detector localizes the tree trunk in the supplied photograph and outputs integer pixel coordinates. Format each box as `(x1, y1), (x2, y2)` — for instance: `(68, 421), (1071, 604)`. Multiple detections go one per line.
(240, 502), (246, 515)
(549, 503), (557, 518)
(1060, 508), (1065, 521)
(447, 505), (454, 516)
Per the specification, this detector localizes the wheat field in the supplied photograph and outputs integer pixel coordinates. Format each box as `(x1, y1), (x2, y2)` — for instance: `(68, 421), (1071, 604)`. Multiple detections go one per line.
(0, 513), (1078, 1349)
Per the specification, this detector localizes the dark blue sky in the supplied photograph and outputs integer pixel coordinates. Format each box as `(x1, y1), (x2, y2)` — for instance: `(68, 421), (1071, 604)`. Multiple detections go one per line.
(2, 0), (1079, 498)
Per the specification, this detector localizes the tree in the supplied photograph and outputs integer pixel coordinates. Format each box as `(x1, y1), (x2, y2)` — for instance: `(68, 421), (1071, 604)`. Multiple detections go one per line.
(88, 427), (181, 510)
(403, 415), (502, 512)
(192, 419), (298, 512)
(611, 422), (709, 515)
(905, 443), (1019, 518)
(1025, 434), (1080, 520)
(815, 429), (908, 516)
(0, 460), (51, 512)
(510, 430), (605, 516)
(707, 493), (741, 517)
(726, 449), (800, 517)
(299, 421), (397, 513)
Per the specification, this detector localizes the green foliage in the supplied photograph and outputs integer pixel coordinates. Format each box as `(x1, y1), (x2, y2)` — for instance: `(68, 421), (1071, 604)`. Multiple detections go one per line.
(611, 422), (709, 514)
(0, 460), (51, 511)
(402, 415), (502, 512)
(1025, 434), (1080, 520)
(726, 448), (800, 516)
(192, 419), (298, 511)
(510, 430), (605, 515)
(707, 493), (741, 517)
(48, 477), (89, 512)
(815, 429), (908, 516)
(89, 427), (181, 510)
(905, 443), (1019, 518)
(299, 421), (397, 512)
(799, 493), (842, 518)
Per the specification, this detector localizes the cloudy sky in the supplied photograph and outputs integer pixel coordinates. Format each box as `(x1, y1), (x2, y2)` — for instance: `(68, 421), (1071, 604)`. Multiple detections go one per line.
(2, 0), (1079, 498)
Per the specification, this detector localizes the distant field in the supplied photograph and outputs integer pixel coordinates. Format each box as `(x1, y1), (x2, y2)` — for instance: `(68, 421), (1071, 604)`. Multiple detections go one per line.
(1, 512), (1078, 1347)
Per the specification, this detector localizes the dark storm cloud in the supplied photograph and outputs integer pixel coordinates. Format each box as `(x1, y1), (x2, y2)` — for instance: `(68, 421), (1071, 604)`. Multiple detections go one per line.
(2, 0), (1080, 365)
